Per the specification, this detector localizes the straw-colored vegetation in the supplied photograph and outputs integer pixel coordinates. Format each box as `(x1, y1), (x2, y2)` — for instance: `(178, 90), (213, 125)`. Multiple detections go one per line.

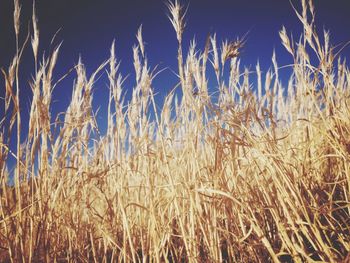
(1, 0), (349, 261)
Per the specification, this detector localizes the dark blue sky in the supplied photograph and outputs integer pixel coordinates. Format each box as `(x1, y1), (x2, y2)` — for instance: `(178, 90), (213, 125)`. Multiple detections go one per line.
(1, 0), (350, 139)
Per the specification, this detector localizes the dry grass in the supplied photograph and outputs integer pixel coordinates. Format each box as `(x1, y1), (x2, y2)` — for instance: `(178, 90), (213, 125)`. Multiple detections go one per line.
(1, 0), (350, 262)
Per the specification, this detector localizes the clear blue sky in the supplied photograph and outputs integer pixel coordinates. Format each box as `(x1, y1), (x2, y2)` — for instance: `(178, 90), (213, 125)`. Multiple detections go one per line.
(0, 0), (350, 154)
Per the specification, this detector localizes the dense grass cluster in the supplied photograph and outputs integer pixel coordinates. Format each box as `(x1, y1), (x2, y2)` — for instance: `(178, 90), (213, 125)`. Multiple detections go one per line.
(1, 0), (350, 262)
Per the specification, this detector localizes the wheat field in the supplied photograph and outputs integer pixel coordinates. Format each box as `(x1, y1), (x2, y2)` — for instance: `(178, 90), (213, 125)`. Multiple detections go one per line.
(0, 0), (349, 262)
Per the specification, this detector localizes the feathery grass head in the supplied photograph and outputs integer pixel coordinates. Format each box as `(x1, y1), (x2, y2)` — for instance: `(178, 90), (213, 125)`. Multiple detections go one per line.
(31, 1), (39, 63)
(221, 37), (245, 64)
(136, 24), (145, 58)
(167, 0), (186, 43)
(13, 0), (21, 37)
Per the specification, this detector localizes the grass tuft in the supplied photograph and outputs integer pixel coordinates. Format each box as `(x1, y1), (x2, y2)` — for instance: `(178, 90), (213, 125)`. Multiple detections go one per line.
(1, 0), (350, 261)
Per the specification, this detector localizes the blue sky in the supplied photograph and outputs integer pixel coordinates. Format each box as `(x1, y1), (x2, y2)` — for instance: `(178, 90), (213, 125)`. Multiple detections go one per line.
(0, 0), (350, 161)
